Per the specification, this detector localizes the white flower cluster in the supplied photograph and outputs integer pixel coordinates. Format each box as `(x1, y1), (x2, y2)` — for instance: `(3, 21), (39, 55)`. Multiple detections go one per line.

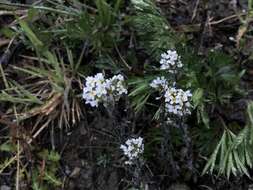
(120, 137), (144, 165)
(164, 87), (192, 116)
(150, 76), (168, 90)
(107, 74), (128, 98)
(82, 73), (127, 107)
(160, 50), (183, 73)
(150, 50), (192, 117)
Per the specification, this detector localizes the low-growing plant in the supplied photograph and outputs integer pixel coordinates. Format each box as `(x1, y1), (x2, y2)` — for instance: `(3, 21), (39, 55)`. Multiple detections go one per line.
(202, 102), (253, 178)
(31, 149), (62, 190)
(0, 0), (253, 189)
(1, 20), (83, 129)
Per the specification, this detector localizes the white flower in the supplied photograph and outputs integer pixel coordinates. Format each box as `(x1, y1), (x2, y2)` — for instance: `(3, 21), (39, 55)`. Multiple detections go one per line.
(150, 76), (168, 90)
(82, 73), (127, 107)
(164, 87), (192, 116)
(120, 137), (144, 165)
(107, 74), (128, 97)
(82, 73), (107, 107)
(229, 36), (235, 41)
(160, 50), (183, 73)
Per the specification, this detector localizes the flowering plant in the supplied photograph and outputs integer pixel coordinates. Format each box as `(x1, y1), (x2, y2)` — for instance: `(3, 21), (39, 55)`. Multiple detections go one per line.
(160, 50), (183, 73)
(164, 87), (192, 116)
(82, 73), (127, 107)
(150, 76), (168, 90)
(150, 50), (192, 117)
(120, 137), (144, 165)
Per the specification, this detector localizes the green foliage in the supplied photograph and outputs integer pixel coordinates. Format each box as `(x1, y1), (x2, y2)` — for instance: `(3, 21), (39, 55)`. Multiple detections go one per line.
(19, 20), (44, 50)
(128, 76), (153, 113)
(0, 156), (16, 174)
(131, 0), (178, 59)
(0, 80), (43, 104)
(0, 0), (251, 186)
(202, 102), (253, 178)
(185, 50), (245, 128)
(0, 141), (61, 188)
(56, 0), (124, 53)
(0, 142), (16, 152)
(1, 21), (83, 127)
(127, 1), (183, 113)
(31, 149), (62, 190)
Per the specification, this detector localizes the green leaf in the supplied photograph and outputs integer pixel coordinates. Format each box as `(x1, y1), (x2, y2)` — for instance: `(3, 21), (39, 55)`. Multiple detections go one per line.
(0, 27), (16, 38)
(48, 151), (60, 162)
(192, 88), (204, 108)
(19, 20), (44, 49)
(246, 102), (253, 144)
(199, 104), (210, 128)
(0, 142), (16, 152)
(44, 171), (62, 186)
(202, 131), (224, 175)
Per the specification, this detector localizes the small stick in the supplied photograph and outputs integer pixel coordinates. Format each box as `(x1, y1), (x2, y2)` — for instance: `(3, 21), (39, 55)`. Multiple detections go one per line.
(0, 10), (27, 16)
(191, 0), (200, 21)
(0, 119), (51, 174)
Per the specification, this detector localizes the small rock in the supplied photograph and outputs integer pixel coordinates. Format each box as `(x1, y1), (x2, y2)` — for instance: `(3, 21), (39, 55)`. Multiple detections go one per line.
(1, 185), (11, 190)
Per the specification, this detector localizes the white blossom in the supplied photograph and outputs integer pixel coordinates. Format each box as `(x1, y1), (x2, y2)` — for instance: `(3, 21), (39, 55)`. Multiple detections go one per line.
(229, 36), (235, 42)
(120, 137), (144, 165)
(160, 50), (183, 73)
(164, 87), (192, 116)
(106, 74), (128, 99)
(151, 50), (192, 117)
(150, 76), (168, 90)
(82, 73), (107, 107)
(82, 73), (127, 107)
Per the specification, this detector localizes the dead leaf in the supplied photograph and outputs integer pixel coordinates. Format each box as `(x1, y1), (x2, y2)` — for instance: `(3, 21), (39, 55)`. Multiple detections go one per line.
(236, 25), (248, 48)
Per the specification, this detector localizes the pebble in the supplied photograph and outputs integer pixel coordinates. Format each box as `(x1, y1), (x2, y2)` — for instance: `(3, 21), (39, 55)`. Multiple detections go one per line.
(0, 185), (11, 190)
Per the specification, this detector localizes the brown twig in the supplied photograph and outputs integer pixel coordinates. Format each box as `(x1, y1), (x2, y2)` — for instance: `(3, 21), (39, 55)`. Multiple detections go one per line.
(176, 12), (248, 33)
(0, 118), (51, 174)
(191, 0), (200, 21)
(0, 10), (27, 16)
(0, 39), (11, 48)
(210, 13), (245, 25)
